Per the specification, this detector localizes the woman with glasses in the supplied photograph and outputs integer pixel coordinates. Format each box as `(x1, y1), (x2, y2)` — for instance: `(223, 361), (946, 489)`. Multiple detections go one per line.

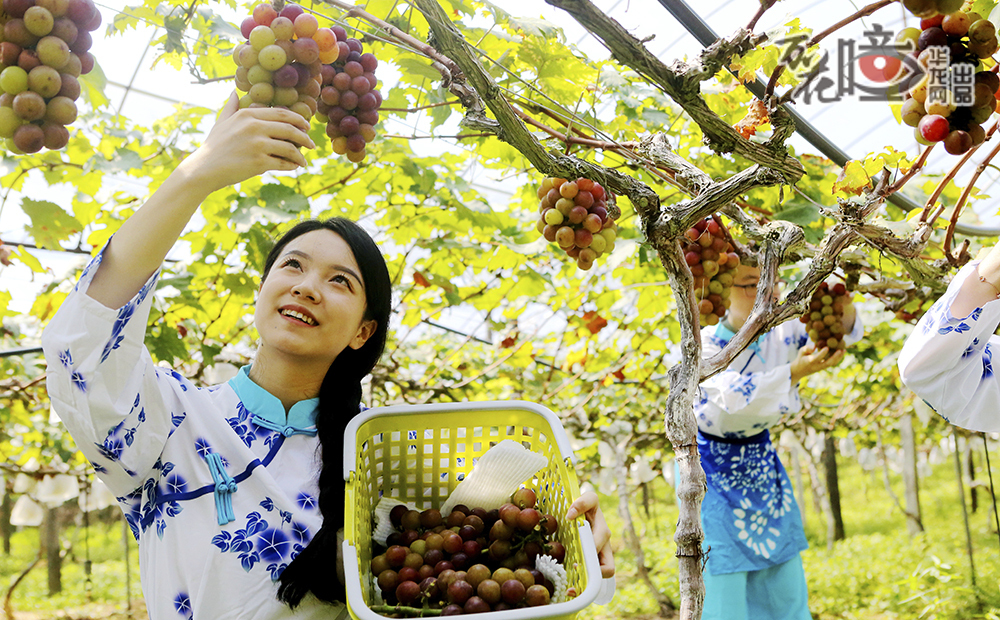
(691, 264), (860, 620)
(899, 245), (1000, 432)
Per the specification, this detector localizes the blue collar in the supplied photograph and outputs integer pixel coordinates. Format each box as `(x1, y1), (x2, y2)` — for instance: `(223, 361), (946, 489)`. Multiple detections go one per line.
(227, 365), (319, 437)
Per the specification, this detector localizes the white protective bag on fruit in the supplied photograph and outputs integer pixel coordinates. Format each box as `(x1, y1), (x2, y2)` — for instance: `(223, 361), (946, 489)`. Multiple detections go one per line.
(440, 439), (548, 514)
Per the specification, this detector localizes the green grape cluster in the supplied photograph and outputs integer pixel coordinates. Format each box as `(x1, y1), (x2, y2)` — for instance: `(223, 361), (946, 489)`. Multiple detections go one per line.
(233, 3), (339, 122)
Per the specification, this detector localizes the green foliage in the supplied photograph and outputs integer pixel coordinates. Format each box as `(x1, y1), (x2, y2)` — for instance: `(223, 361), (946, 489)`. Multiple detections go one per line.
(5, 0), (1000, 616)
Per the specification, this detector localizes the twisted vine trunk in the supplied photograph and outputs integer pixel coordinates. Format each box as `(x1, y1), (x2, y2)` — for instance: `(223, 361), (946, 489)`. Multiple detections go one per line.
(661, 247), (708, 620)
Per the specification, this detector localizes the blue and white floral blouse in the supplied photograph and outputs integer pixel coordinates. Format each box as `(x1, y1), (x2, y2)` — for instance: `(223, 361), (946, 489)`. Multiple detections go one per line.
(899, 261), (1000, 432)
(41, 249), (347, 620)
(693, 316), (862, 575)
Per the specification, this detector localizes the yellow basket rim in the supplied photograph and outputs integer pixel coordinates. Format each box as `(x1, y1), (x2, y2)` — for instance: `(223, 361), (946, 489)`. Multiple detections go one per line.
(343, 400), (578, 481)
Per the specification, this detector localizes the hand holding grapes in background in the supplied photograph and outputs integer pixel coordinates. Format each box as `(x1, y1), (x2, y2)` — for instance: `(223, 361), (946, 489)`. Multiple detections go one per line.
(789, 344), (845, 384)
(177, 91), (315, 197)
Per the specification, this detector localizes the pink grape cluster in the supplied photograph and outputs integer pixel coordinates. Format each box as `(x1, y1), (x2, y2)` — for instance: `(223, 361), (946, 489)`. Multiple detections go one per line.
(798, 281), (850, 350)
(316, 28), (381, 163)
(233, 3), (339, 121)
(0, 0), (102, 153)
(683, 216), (741, 328)
(536, 176), (618, 271)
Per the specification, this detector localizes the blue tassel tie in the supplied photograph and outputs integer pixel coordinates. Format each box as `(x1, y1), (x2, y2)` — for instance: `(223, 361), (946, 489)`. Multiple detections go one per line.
(251, 413), (318, 437)
(204, 452), (237, 526)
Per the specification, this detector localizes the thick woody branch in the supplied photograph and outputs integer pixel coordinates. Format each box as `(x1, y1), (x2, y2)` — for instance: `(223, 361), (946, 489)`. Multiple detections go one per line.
(635, 134), (791, 251)
(545, 0), (804, 182)
(413, 0), (658, 219)
(636, 133), (713, 195)
(657, 240), (707, 620)
(700, 221), (808, 378)
(852, 222), (952, 291)
(649, 165), (788, 241)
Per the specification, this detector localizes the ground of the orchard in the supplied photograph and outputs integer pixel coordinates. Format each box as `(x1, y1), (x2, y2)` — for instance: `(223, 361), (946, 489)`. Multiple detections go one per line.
(4, 455), (1000, 620)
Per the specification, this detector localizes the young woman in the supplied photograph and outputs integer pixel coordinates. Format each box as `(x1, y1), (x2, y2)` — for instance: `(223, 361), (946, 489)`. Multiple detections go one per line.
(692, 265), (860, 620)
(41, 93), (613, 620)
(898, 243), (1000, 432)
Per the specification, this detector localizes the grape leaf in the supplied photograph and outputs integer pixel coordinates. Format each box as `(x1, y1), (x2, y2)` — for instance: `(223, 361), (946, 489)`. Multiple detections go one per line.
(21, 198), (82, 250)
(79, 59), (109, 109)
(91, 147), (144, 174)
(832, 160), (870, 196)
(148, 324), (189, 365)
(11, 246), (46, 273)
(259, 184), (309, 214)
(481, 1), (560, 37)
(395, 57), (444, 81)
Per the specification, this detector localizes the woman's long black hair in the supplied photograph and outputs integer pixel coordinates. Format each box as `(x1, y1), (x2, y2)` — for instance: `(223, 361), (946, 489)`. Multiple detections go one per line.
(263, 218), (392, 607)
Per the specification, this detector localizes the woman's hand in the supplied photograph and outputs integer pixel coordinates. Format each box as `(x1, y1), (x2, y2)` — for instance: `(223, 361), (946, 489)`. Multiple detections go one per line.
(566, 490), (615, 578)
(177, 91), (316, 196)
(789, 344), (844, 384)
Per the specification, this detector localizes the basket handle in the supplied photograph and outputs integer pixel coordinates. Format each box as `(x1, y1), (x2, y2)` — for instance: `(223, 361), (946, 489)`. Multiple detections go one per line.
(342, 400), (577, 480)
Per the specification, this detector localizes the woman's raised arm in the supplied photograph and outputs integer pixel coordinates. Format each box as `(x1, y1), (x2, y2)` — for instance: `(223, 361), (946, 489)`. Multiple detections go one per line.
(86, 93), (314, 309)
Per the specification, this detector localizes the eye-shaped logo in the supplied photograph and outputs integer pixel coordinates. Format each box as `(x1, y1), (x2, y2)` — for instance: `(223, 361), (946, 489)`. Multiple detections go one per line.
(858, 49), (904, 84)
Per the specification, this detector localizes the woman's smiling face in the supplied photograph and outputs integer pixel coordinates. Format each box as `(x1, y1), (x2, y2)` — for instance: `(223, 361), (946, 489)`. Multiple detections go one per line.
(254, 228), (376, 368)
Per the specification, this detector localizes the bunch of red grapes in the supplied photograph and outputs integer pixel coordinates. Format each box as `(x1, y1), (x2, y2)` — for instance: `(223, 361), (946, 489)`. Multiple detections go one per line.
(799, 281), (849, 350)
(895, 2), (1000, 155)
(683, 216), (740, 327)
(371, 488), (566, 616)
(0, 0), (101, 153)
(233, 3), (336, 121)
(536, 176), (618, 271)
(316, 29), (381, 163)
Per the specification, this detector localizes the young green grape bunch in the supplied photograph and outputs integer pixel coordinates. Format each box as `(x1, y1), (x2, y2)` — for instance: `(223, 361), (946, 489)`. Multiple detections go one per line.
(895, 2), (999, 155)
(799, 281), (850, 350)
(233, 3), (338, 121)
(536, 176), (618, 271)
(370, 488), (567, 616)
(315, 27), (382, 163)
(684, 216), (740, 327)
(0, 0), (102, 153)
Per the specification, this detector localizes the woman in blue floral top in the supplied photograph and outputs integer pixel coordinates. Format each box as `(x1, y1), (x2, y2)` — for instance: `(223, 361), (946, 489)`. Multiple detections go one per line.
(693, 265), (860, 620)
(41, 94), (614, 620)
(899, 246), (1000, 432)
